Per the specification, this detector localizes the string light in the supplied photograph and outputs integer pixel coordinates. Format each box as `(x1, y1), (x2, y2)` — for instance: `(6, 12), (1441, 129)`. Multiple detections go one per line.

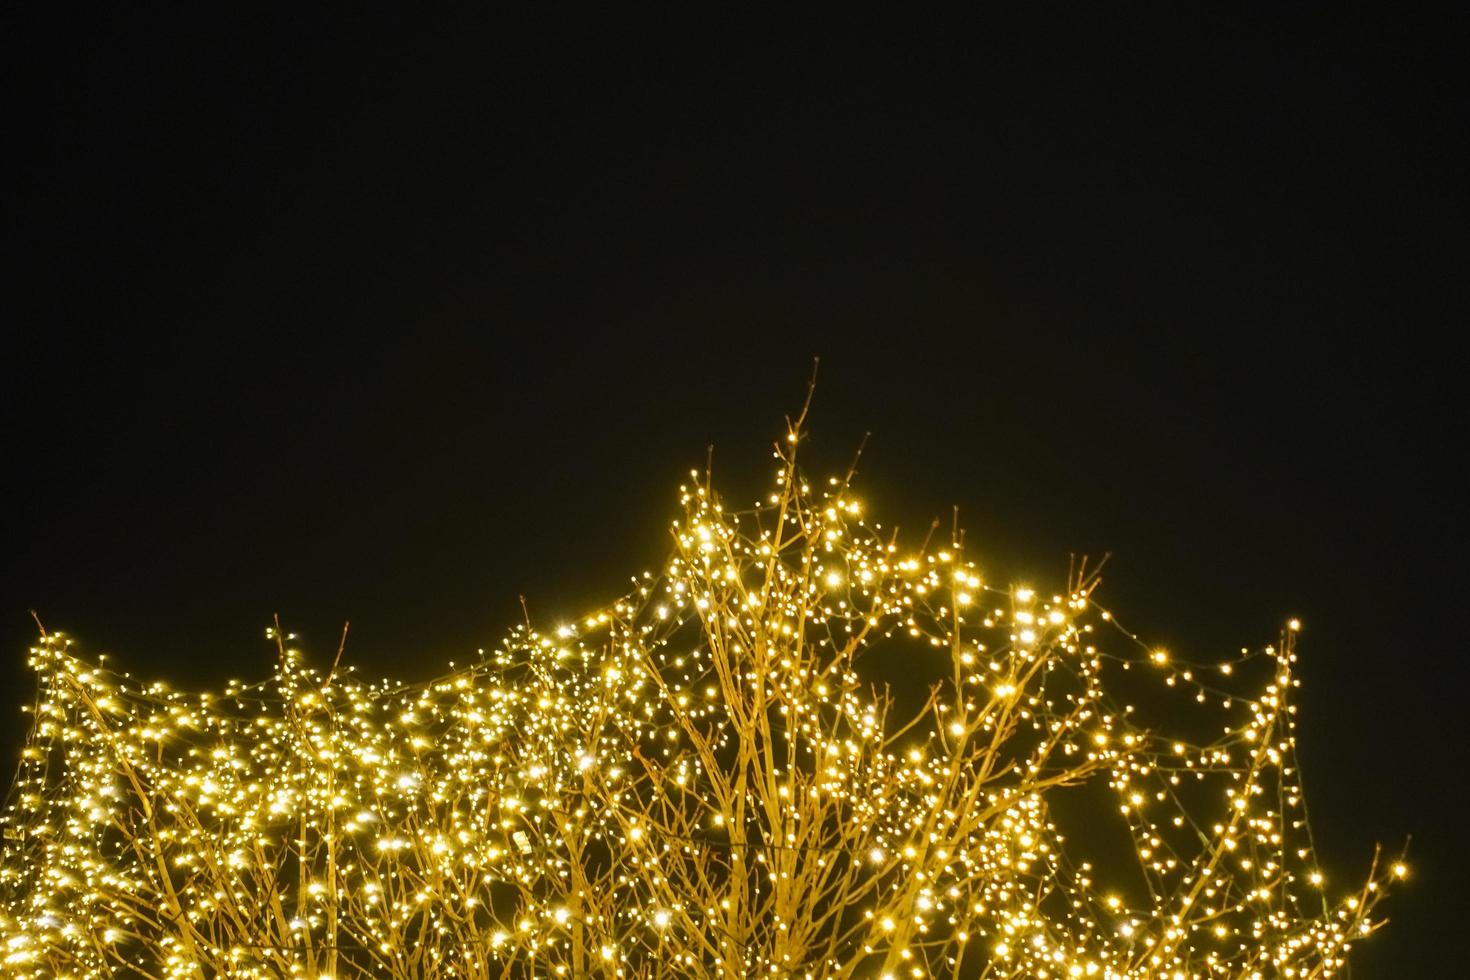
(0, 415), (1402, 978)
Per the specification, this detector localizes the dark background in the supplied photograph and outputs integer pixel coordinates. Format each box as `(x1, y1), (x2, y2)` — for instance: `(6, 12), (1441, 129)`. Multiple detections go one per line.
(3, 7), (1463, 974)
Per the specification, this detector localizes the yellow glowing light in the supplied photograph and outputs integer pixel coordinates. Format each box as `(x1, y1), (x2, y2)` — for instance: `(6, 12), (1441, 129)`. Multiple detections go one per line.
(0, 419), (1400, 979)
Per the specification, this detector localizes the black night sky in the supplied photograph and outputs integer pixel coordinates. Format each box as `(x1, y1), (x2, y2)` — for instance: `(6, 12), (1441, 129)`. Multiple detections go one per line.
(3, 7), (1464, 974)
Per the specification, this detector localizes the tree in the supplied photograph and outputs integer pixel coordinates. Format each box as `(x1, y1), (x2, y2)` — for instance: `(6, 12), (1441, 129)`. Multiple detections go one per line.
(1, 403), (1402, 979)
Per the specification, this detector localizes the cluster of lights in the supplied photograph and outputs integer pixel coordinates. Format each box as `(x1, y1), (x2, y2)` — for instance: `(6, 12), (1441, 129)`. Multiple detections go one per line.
(0, 421), (1401, 978)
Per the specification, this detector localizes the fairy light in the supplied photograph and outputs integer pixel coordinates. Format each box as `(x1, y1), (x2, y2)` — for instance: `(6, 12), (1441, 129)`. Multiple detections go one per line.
(0, 419), (1402, 978)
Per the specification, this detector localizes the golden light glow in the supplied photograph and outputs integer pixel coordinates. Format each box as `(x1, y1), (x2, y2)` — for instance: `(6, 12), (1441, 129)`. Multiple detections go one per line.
(0, 417), (1402, 978)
